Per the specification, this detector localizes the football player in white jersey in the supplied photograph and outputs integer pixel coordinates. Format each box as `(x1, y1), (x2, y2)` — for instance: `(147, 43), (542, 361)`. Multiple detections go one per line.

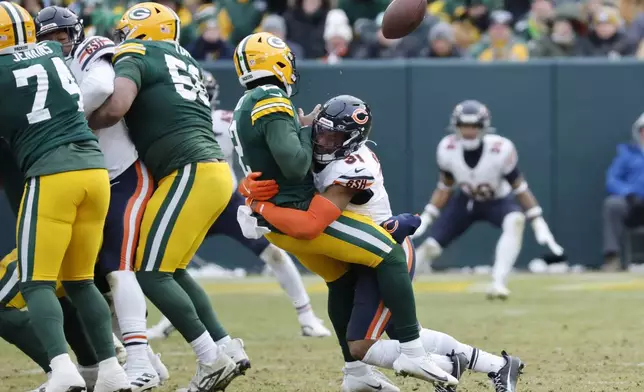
(146, 71), (332, 340)
(241, 95), (524, 392)
(412, 100), (563, 299)
(35, 6), (166, 391)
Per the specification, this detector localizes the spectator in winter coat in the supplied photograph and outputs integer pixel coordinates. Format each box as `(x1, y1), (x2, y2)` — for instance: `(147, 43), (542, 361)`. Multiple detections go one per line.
(529, 5), (592, 57)
(419, 22), (464, 57)
(515, 0), (554, 42)
(260, 14), (305, 59)
(469, 10), (529, 61)
(602, 113), (644, 271)
(284, 0), (330, 59)
(587, 6), (636, 57)
(322, 9), (354, 63)
(187, 19), (234, 61)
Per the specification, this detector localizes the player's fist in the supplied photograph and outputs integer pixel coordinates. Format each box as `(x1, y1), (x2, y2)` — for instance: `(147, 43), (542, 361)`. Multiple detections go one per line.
(239, 172), (279, 201)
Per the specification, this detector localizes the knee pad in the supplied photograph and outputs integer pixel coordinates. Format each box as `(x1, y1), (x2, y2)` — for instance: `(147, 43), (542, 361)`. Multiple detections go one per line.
(502, 211), (525, 235)
(420, 238), (443, 259)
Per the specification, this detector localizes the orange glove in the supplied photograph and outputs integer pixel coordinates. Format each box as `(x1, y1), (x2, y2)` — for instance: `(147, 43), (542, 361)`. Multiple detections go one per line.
(238, 172), (279, 201)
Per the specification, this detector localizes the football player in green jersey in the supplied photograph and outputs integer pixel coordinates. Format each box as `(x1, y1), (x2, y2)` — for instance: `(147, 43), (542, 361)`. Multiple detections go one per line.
(231, 32), (456, 387)
(0, 2), (130, 391)
(88, 3), (244, 391)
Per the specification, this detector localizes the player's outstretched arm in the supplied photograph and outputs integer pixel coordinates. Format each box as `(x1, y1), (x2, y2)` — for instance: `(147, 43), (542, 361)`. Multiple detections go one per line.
(249, 184), (359, 240)
(412, 171), (454, 239)
(88, 57), (141, 130)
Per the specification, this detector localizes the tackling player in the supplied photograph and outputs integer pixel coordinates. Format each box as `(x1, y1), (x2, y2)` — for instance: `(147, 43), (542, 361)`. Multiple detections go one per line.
(230, 31), (456, 388)
(88, 3), (245, 390)
(0, 2), (129, 391)
(242, 95), (524, 392)
(147, 71), (331, 341)
(35, 6), (163, 390)
(411, 100), (563, 299)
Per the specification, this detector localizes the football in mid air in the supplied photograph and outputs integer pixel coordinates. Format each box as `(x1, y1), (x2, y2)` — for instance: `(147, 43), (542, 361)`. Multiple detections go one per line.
(381, 0), (427, 39)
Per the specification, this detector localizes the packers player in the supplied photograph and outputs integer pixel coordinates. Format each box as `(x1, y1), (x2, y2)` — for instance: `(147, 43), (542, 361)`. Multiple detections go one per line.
(230, 31), (456, 388)
(88, 3), (244, 390)
(241, 95), (525, 392)
(0, 2), (130, 391)
(35, 6), (165, 389)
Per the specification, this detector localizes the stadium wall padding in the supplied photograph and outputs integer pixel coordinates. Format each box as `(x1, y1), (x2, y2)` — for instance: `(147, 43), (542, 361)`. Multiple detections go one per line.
(1, 59), (641, 271)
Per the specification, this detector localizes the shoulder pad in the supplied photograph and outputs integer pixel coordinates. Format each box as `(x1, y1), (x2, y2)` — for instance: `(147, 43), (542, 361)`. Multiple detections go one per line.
(251, 86), (294, 124)
(330, 156), (376, 191)
(73, 36), (115, 71)
(436, 135), (457, 169)
(113, 40), (147, 64)
(485, 135), (518, 172)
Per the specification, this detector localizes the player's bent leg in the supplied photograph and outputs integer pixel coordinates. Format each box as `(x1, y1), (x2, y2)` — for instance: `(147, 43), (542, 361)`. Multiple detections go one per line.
(488, 211), (525, 300)
(16, 174), (88, 391)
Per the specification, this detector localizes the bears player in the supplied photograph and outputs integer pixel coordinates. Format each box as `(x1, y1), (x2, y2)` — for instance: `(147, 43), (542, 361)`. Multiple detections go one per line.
(411, 100), (563, 299)
(241, 95), (524, 392)
(35, 6), (165, 390)
(0, 2), (130, 391)
(229, 31), (457, 388)
(146, 71), (331, 341)
(88, 3), (246, 390)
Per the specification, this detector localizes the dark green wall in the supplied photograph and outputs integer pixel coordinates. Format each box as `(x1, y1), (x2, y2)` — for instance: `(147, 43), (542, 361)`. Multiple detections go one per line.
(1, 59), (641, 270)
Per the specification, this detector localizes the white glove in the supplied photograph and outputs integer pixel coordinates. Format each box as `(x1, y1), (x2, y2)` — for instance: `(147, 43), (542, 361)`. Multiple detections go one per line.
(411, 204), (440, 239)
(530, 216), (564, 256)
(237, 205), (271, 239)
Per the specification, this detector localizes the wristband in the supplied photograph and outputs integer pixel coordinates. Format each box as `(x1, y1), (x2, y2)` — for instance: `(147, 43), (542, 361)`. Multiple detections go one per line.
(525, 206), (543, 220)
(424, 204), (440, 218)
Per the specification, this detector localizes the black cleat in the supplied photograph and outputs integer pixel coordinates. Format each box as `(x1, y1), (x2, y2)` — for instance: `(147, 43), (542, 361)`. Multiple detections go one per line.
(487, 351), (524, 392)
(435, 351), (468, 392)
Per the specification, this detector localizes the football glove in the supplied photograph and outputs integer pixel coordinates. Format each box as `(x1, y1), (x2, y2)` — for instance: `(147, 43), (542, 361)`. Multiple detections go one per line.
(238, 172), (279, 201)
(410, 204), (440, 239)
(531, 216), (564, 256)
(382, 213), (422, 244)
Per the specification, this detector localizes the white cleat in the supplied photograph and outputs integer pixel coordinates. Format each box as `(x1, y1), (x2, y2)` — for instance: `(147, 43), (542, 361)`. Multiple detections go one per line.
(146, 347), (169, 383)
(26, 372), (50, 392)
(393, 353), (458, 386)
(341, 365), (400, 392)
(94, 357), (132, 392)
(47, 355), (86, 392)
(486, 284), (510, 301)
(301, 317), (332, 338)
(78, 364), (99, 392)
(146, 317), (175, 341)
(221, 338), (251, 374)
(124, 359), (159, 392)
(180, 355), (240, 392)
(113, 334), (127, 365)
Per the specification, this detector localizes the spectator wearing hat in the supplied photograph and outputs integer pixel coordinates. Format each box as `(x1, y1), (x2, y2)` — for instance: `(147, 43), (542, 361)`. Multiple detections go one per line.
(515, 0), (554, 42)
(214, 0), (267, 46)
(284, 0), (330, 59)
(419, 22), (463, 57)
(530, 4), (592, 57)
(322, 9), (353, 63)
(469, 10), (529, 61)
(260, 14), (305, 59)
(187, 18), (234, 61)
(587, 6), (636, 57)
(430, 0), (502, 50)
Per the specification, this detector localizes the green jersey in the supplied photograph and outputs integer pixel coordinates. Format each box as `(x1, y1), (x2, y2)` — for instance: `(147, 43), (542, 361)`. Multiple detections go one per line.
(113, 39), (223, 181)
(0, 41), (104, 178)
(229, 85), (316, 209)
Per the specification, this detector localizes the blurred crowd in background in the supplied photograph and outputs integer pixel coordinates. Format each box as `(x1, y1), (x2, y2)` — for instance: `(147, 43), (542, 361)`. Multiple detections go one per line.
(21, 0), (644, 62)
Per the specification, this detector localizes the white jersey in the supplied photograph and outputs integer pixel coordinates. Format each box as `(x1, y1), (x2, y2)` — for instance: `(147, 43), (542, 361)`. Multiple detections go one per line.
(211, 109), (237, 191)
(314, 144), (392, 224)
(436, 134), (518, 201)
(67, 36), (137, 180)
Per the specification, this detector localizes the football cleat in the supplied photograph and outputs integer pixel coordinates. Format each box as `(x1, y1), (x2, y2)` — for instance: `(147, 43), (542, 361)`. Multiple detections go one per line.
(179, 355), (240, 392)
(221, 338), (251, 374)
(487, 351), (524, 392)
(300, 316), (332, 338)
(146, 317), (175, 341)
(147, 347), (169, 383)
(94, 357), (132, 392)
(47, 355), (86, 392)
(435, 351), (468, 392)
(486, 284), (510, 301)
(341, 365), (400, 392)
(393, 353), (458, 386)
(124, 358), (159, 392)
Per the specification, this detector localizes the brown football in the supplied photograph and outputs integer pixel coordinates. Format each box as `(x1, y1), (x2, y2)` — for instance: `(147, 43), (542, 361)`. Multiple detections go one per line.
(381, 0), (427, 39)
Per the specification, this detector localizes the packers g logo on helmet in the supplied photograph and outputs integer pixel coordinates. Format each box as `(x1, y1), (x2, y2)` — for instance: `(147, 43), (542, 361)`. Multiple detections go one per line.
(266, 36), (286, 49)
(0, 1), (36, 54)
(128, 7), (152, 20)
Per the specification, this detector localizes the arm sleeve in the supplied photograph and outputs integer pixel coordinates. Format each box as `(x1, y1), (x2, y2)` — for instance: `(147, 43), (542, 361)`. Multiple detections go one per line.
(257, 194), (342, 240)
(81, 59), (116, 116)
(263, 117), (313, 181)
(114, 57), (144, 90)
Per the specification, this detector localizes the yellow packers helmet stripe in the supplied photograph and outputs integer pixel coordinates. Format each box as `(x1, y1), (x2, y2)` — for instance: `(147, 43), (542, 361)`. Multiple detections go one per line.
(113, 42), (146, 63)
(251, 97), (294, 124)
(0, 2), (26, 46)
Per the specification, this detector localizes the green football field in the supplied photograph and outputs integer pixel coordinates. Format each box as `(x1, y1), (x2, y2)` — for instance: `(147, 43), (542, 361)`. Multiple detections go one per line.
(2, 273), (643, 392)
